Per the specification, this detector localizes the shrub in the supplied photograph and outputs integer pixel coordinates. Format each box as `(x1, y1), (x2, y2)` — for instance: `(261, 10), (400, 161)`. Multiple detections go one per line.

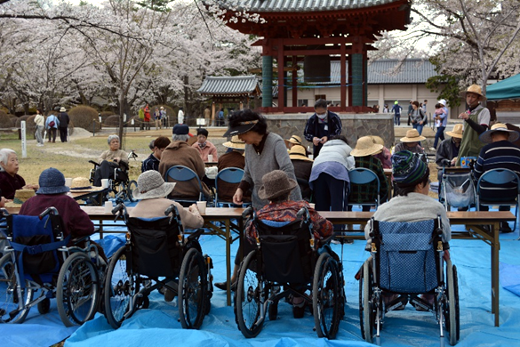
(105, 115), (121, 127)
(0, 110), (11, 128)
(99, 111), (114, 123)
(69, 105), (101, 132)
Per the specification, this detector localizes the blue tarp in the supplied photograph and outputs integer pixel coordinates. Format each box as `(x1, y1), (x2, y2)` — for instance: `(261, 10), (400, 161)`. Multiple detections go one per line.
(3, 220), (520, 347)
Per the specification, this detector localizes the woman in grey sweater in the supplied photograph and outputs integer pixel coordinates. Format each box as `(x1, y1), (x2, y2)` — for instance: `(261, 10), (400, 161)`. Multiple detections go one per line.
(224, 109), (301, 209)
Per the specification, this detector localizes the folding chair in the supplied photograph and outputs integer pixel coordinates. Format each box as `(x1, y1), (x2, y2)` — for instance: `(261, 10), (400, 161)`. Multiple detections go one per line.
(476, 168), (520, 230)
(214, 167), (244, 207)
(348, 168), (381, 211)
(164, 165), (203, 206)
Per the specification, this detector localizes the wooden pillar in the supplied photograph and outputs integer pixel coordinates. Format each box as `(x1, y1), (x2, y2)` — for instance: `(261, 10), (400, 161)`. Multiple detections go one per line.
(277, 40), (285, 112)
(347, 54), (353, 107)
(211, 101), (215, 126)
(340, 43), (347, 111)
(292, 55), (297, 107)
(262, 55), (273, 108)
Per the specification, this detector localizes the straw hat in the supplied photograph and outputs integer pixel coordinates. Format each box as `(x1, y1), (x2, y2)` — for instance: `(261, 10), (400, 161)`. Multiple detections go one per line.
(479, 123), (520, 143)
(5, 189), (36, 207)
(258, 170), (297, 200)
(285, 135), (303, 146)
(36, 168), (69, 195)
(133, 170), (176, 200)
(400, 129), (426, 143)
(446, 124), (463, 139)
(370, 135), (385, 146)
(289, 145), (312, 162)
(460, 84), (486, 100)
(70, 177), (95, 190)
(351, 136), (383, 157)
(60, 107), (66, 112)
(222, 135), (245, 150)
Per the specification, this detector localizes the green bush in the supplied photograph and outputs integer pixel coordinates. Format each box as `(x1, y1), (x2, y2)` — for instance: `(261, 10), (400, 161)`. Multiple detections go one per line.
(69, 105), (100, 132)
(100, 111), (114, 123)
(105, 115), (121, 127)
(0, 110), (11, 128)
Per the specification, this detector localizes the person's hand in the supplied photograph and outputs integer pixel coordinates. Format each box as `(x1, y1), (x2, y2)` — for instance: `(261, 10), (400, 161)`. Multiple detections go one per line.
(312, 137), (320, 146)
(113, 157), (120, 163)
(0, 196), (6, 208)
(23, 184), (38, 191)
(233, 188), (244, 205)
(188, 204), (199, 213)
(458, 112), (469, 120)
(450, 157), (458, 166)
(320, 136), (328, 144)
(443, 249), (451, 261)
(419, 121), (424, 125)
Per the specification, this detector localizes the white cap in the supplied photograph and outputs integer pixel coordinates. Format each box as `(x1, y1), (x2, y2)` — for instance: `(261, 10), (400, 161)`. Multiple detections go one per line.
(438, 99), (447, 106)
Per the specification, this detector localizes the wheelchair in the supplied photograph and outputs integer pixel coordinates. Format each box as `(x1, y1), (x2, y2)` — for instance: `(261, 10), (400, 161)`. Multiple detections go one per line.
(359, 217), (460, 345)
(235, 207), (345, 339)
(88, 160), (137, 203)
(104, 203), (213, 329)
(0, 207), (104, 326)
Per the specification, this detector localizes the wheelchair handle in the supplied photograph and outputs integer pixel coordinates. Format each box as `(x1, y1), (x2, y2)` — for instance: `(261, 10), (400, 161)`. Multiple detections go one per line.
(39, 207), (58, 219)
(242, 206), (254, 219)
(296, 207), (309, 220)
(164, 204), (179, 217)
(88, 160), (99, 166)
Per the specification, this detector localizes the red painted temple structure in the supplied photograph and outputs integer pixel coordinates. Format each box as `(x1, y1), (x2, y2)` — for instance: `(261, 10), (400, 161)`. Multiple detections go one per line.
(215, 0), (411, 113)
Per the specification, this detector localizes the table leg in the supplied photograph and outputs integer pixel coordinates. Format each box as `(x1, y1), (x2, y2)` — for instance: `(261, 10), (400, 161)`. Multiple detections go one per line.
(225, 218), (231, 306)
(491, 221), (500, 326)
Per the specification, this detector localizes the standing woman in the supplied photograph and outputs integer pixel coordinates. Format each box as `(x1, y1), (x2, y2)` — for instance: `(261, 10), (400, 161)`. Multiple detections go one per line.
(225, 109), (301, 209)
(34, 109), (45, 147)
(45, 113), (59, 143)
(410, 101), (427, 135)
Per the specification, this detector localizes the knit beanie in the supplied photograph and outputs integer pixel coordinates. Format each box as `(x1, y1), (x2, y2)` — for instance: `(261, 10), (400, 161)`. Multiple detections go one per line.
(392, 150), (427, 186)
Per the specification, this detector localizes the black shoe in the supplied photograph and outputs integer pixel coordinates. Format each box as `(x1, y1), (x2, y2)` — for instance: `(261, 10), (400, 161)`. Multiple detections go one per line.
(215, 281), (236, 291)
(164, 288), (176, 302)
(500, 222), (513, 233)
(292, 304), (305, 319)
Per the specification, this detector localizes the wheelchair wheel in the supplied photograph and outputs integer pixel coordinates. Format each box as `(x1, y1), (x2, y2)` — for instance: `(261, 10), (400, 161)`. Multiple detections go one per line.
(0, 254), (34, 323)
(236, 250), (265, 338)
(104, 246), (138, 329)
(359, 260), (376, 343)
(313, 252), (342, 339)
(57, 252), (100, 327)
(444, 263), (460, 346)
(127, 180), (138, 202)
(178, 248), (207, 329)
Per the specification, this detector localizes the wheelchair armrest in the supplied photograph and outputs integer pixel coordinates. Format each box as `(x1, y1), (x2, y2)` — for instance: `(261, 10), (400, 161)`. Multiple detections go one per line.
(89, 160), (100, 167)
(70, 235), (90, 245)
(187, 228), (205, 242)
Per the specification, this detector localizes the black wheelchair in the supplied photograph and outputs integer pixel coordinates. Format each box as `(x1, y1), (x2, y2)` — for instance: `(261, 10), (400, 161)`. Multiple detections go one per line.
(0, 208), (104, 326)
(359, 217), (460, 345)
(88, 160), (137, 203)
(235, 207), (345, 339)
(104, 203), (213, 329)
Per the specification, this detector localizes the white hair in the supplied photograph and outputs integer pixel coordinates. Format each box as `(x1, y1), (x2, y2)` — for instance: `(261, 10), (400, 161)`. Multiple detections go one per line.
(0, 148), (16, 167)
(172, 134), (189, 142)
(107, 134), (120, 144)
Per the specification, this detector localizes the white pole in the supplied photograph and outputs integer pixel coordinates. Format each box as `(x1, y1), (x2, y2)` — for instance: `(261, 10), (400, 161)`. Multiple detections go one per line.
(21, 121), (27, 158)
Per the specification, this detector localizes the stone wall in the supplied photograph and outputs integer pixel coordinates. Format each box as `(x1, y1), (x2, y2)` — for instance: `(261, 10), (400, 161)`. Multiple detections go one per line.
(264, 113), (395, 149)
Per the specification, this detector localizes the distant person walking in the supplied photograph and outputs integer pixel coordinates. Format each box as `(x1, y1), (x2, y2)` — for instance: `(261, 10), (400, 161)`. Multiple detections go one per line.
(407, 100), (413, 126)
(391, 101), (402, 126)
(34, 109), (44, 147)
(410, 101), (427, 135)
(143, 104), (151, 130)
(45, 113), (59, 143)
(431, 99), (448, 150)
(57, 107), (69, 142)
(138, 107), (145, 130)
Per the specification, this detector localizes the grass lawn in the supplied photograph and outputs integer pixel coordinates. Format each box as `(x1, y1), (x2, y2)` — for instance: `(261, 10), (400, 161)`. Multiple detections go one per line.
(1, 132), (153, 184)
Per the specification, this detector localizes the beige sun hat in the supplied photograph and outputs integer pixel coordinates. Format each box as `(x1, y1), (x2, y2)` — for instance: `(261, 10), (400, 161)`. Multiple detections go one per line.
(284, 135), (304, 146)
(289, 145), (312, 162)
(479, 123), (520, 143)
(5, 189), (36, 207)
(370, 135), (385, 146)
(460, 84), (486, 100)
(258, 170), (297, 201)
(400, 129), (426, 143)
(132, 170), (176, 200)
(351, 136), (383, 157)
(446, 124), (463, 139)
(222, 135), (245, 150)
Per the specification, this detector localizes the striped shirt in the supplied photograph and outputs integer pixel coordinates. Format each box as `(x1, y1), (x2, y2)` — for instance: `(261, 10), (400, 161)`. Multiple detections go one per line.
(474, 140), (520, 200)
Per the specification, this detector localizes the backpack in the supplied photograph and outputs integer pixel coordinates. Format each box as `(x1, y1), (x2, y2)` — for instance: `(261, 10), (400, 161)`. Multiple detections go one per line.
(420, 109), (427, 125)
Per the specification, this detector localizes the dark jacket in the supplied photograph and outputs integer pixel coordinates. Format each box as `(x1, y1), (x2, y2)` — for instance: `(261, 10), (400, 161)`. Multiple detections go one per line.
(58, 112), (70, 128)
(303, 111), (342, 156)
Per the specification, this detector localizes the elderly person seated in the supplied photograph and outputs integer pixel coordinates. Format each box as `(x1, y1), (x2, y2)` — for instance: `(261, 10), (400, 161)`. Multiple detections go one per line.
(350, 136), (390, 211)
(0, 148), (38, 199)
(19, 168), (101, 253)
(366, 151), (451, 309)
(394, 129), (425, 155)
(370, 136), (392, 169)
(215, 171), (332, 310)
(93, 134), (129, 186)
(435, 124), (463, 181)
(473, 123), (520, 233)
(142, 136), (171, 173)
(192, 128), (218, 162)
(159, 124), (212, 201)
(130, 170), (204, 301)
